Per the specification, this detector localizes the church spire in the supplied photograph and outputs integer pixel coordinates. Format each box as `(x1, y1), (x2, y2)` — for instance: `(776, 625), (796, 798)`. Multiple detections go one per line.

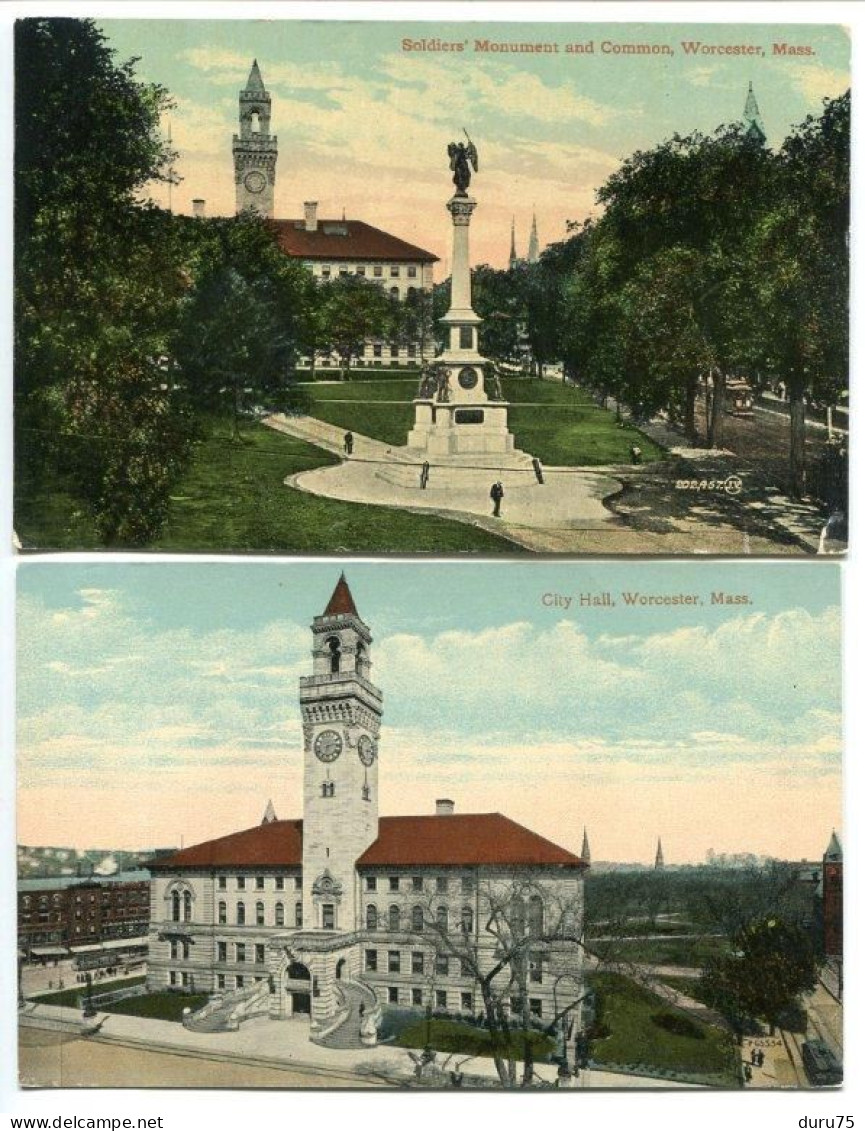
(743, 81), (766, 144)
(261, 798), (277, 825)
(509, 217), (518, 270)
(527, 212), (540, 264)
(654, 838), (665, 870)
(581, 827), (591, 865)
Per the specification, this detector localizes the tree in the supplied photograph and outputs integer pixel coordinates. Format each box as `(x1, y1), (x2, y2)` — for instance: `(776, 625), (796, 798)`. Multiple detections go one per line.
(406, 873), (586, 1088)
(14, 18), (191, 544)
(318, 276), (397, 378)
(699, 917), (818, 1036)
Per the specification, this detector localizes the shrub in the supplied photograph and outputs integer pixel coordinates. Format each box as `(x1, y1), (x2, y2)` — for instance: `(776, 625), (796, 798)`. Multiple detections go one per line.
(650, 1011), (705, 1039)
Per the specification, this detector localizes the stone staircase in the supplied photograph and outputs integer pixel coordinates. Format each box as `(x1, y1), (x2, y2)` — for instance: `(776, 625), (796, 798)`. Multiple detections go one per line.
(182, 978), (270, 1033)
(313, 979), (380, 1050)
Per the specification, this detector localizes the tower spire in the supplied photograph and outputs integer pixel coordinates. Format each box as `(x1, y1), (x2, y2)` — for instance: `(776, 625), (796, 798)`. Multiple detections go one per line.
(527, 211), (540, 264)
(743, 81), (766, 144)
(581, 827), (591, 865)
(233, 60), (277, 217)
(246, 59), (265, 92)
(654, 838), (665, 870)
(323, 572), (359, 618)
(509, 216), (518, 270)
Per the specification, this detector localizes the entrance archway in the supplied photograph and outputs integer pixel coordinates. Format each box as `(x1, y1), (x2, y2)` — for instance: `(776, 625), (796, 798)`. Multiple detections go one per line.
(335, 958), (346, 981)
(284, 960), (311, 1017)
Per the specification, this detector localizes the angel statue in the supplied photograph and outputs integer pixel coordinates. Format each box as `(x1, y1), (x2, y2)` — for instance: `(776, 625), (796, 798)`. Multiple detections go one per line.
(448, 131), (479, 195)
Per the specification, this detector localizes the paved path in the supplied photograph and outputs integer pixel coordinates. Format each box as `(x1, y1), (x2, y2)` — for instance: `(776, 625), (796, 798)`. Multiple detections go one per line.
(266, 413), (623, 552)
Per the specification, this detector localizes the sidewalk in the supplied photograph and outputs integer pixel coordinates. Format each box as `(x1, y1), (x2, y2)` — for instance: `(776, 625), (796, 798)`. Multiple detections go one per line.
(19, 1002), (703, 1089)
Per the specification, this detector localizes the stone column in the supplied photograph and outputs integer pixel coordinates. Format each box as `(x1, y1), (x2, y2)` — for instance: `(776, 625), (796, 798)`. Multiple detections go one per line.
(447, 195), (477, 316)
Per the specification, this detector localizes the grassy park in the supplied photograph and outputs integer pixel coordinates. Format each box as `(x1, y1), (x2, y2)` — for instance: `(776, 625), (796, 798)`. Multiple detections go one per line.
(34, 975), (146, 1009)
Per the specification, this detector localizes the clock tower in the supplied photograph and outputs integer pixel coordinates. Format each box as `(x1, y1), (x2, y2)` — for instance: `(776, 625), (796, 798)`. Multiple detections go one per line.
(232, 60), (277, 217)
(299, 575), (382, 932)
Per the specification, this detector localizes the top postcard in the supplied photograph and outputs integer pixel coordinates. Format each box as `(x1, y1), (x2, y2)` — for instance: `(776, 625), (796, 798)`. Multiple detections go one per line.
(13, 18), (850, 556)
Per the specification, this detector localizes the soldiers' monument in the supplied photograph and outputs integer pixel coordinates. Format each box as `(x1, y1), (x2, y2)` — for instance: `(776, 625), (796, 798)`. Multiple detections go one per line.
(406, 135), (528, 465)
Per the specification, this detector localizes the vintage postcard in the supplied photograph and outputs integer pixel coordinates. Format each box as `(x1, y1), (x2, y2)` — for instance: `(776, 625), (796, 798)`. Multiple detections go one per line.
(16, 560), (842, 1089)
(12, 17), (849, 556)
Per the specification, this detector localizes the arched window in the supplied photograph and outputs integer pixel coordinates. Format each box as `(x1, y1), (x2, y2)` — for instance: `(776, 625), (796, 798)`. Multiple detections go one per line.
(355, 641), (365, 674)
(389, 286), (399, 300)
(218, 901), (227, 925)
(236, 902), (246, 926)
(510, 896), (526, 938)
(327, 636), (341, 674)
(436, 906), (448, 932)
(366, 904), (378, 931)
(256, 901), (265, 926)
(250, 110), (260, 135)
(528, 895), (544, 937)
(275, 902), (284, 927)
(461, 906), (474, 934)
(183, 891), (193, 922)
(407, 286), (417, 298)
(295, 901), (303, 927)
(411, 905), (424, 932)
(171, 891), (181, 922)
(388, 905), (400, 932)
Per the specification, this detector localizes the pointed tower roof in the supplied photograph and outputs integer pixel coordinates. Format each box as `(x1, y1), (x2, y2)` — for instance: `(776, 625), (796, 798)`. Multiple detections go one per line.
(824, 830), (842, 861)
(581, 827), (591, 864)
(246, 59), (266, 92)
(323, 573), (359, 618)
(527, 212), (540, 264)
(261, 799), (277, 825)
(654, 837), (665, 869)
(743, 82), (766, 144)
(509, 217), (518, 270)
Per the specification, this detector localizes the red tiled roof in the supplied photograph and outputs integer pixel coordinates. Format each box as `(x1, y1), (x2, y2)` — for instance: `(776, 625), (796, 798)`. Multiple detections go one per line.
(149, 814), (585, 872)
(269, 218), (438, 263)
(323, 573), (358, 618)
(149, 820), (302, 870)
(359, 814), (586, 869)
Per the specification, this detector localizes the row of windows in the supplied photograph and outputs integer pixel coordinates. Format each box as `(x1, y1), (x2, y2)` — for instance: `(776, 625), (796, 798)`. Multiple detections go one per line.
(365, 874), (476, 895)
(363, 948), (545, 983)
(215, 941), (268, 965)
(216, 876), (301, 892)
(366, 904), (475, 933)
(22, 891), (148, 908)
(316, 264), (420, 280)
(377, 987), (545, 1015)
(217, 901), (302, 927)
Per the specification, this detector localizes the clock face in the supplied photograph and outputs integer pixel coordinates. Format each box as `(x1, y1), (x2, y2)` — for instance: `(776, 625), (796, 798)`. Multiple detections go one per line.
(244, 170), (266, 194)
(458, 367), (478, 390)
(314, 729), (343, 762)
(358, 735), (376, 767)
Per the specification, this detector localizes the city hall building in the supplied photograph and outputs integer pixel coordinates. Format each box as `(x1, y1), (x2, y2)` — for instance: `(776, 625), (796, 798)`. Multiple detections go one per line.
(147, 577), (587, 1042)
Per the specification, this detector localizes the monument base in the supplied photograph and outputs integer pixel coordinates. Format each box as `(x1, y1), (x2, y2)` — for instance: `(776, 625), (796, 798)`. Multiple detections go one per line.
(406, 398), (526, 461)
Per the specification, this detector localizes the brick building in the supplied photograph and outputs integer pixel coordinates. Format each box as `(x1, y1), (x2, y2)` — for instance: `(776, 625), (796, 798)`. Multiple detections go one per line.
(147, 576), (588, 1044)
(17, 871), (151, 962)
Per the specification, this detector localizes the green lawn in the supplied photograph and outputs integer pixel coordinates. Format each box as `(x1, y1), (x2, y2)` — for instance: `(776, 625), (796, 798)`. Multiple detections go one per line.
(34, 975), (146, 1009)
(17, 417), (521, 553)
(393, 1018), (555, 1061)
(152, 419), (519, 553)
(298, 376), (666, 467)
(592, 935), (729, 968)
(588, 973), (739, 1085)
(101, 991), (209, 1022)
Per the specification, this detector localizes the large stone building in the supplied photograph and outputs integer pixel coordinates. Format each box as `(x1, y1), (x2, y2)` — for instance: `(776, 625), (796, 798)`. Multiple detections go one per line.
(147, 576), (587, 1044)
(229, 61), (438, 368)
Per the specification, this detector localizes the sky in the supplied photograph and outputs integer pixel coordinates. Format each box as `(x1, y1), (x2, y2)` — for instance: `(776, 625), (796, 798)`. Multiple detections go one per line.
(96, 18), (851, 271)
(17, 561), (841, 865)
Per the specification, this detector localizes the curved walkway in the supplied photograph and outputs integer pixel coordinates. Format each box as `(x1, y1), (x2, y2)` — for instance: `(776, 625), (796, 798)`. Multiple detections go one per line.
(265, 413), (624, 552)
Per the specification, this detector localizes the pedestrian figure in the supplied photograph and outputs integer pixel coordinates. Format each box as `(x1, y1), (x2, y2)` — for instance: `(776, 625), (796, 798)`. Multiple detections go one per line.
(420, 461), (430, 490)
(630, 444), (643, 465)
(532, 457), (545, 485)
(750, 1048), (757, 1065)
(343, 431), (354, 456)
(743, 1063), (753, 1083)
(490, 480), (504, 518)
(756, 1049), (765, 1069)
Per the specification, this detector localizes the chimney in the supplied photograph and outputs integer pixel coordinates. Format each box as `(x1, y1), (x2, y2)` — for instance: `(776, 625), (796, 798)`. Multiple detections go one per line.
(435, 799), (455, 816)
(304, 201), (319, 232)
(192, 199), (206, 219)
